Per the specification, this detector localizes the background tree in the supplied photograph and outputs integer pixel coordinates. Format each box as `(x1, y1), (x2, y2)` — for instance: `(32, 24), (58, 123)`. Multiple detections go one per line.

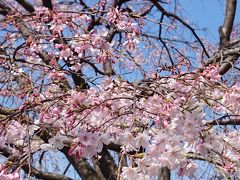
(0, 0), (240, 179)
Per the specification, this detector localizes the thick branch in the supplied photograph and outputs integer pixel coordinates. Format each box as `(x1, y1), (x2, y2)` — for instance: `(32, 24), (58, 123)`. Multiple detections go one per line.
(16, 0), (35, 13)
(219, 55), (238, 75)
(218, 0), (238, 75)
(22, 165), (73, 180)
(34, 130), (103, 180)
(199, 45), (240, 72)
(105, 143), (121, 152)
(207, 119), (240, 126)
(0, 2), (11, 15)
(101, 0), (132, 76)
(185, 153), (222, 167)
(98, 148), (118, 180)
(219, 0), (236, 49)
(158, 167), (170, 180)
(61, 147), (105, 180)
(0, 106), (15, 116)
(19, 25), (51, 65)
(42, 0), (53, 10)
(104, 25), (116, 76)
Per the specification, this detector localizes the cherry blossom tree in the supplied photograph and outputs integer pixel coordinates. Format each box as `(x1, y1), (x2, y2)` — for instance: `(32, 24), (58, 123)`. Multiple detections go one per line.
(0, 0), (240, 179)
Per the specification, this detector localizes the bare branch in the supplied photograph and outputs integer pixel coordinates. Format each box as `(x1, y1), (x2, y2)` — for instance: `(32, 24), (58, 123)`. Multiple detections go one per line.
(0, 106), (15, 116)
(22, 165), (73, 180)
(218, 0), (238, 75)
(185, 153), (222, 167)
(150, 0), (210, 58)
(0, 147), (73, 180)
(207, 119), (240, 126)
(0, 1), (11, 15)
(219, 0), (237, 49)
(16, 0), (34, 13)
(42, 0), (53, 10)
(104, 25), (116, 76)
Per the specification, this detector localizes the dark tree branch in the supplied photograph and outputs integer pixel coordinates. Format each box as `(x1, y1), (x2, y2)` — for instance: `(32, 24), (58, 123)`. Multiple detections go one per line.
(105, 143), (121, 152)
(22, 165), (73, 180)
(80, 58), (105, 75)
(219, 54), (239, 75)
(98, 148), (118, 180)
(199, 45), (240, 73)
(35, 129), (103, 180)
(101, 0), (133, 76)
(186, 153), (222, 167)
(0, 2), (11, 15)
(150, 0), (210, 58)
(16, 0), (35, 13)
(104, 25), (116, 76)
(218, 0), (238, 75)
(61, 147), (105, 180)
(228, 38), (240, 47)
(219, 0), (236, 49)
(114, 0), (131, 7)
(19, 25), (51, 65)
(205, 114), (240, 126)
(208, 118), (240, 126)
(158, 167), (170, 180)
(0, 106), (15, 116)
(42, 0), (53, 10)
(158, 14), (174, 66)
(79, 0), (89, 9)
(63, 163), (71, 175)
(138, 5), (154, 17)
(0, 147), (73, 180)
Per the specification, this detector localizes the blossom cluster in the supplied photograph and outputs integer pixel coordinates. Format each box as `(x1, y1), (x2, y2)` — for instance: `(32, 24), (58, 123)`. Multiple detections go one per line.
(30, 67), (240, 178)
(1, 0), (240, 179)
(1, 64), (240, 178)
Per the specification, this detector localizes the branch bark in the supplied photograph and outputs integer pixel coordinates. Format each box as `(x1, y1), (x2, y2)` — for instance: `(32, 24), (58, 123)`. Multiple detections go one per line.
(98, 148), (118, 180)
(218, 0), (238, 75)
(208, 119), (240, 126)
(219, 0), (236, 49)
(22, 165), (73, 180)
(61, 147), (105, 180)
(104, 21), (116, 76)
(42, 0), (53, 10)
(0, 106), (16, 116)
(0, 2), (11, 15)
(158, 167), (170, 180)
(204, 46), (240, 67)
(16, 0), (34, 13)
